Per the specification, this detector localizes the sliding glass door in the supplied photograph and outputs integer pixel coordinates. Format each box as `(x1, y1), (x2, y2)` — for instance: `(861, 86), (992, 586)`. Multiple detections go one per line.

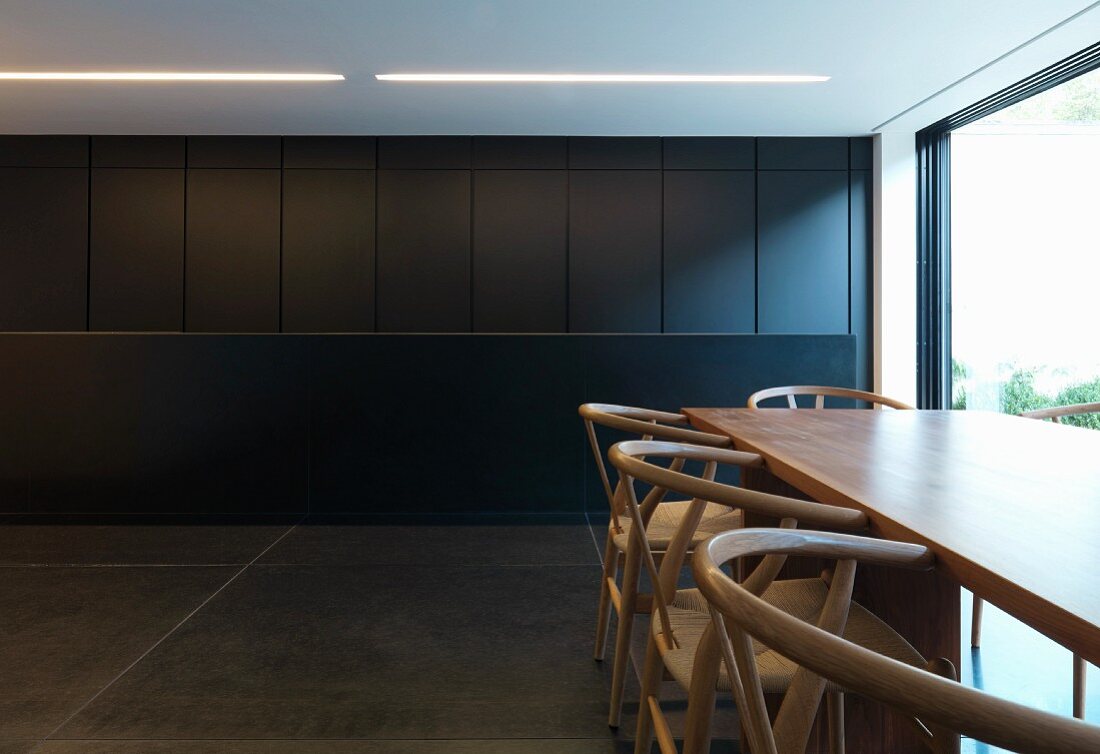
(948, 69), (1100, 423)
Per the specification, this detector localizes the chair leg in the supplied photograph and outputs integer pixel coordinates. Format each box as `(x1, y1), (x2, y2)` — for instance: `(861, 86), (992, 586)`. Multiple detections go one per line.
(594, 533), (620, 661)
(608, 547), (641, 728)
(971, 596), (983, 648)
(1074, 654), (1087, 720)
(827, 690), (845, 754)
(681, 630), (720, 754)
(634, 632), (664, 754)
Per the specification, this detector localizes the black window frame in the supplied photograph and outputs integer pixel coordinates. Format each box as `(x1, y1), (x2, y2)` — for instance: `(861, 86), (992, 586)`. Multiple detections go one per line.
(915, 41), (1100, 408)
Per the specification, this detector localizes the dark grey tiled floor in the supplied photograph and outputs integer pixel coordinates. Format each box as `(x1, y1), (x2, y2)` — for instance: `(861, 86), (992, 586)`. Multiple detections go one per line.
(32, 742), (624, 753)
(257, 522), (599, 566)
(959, 592), (1098, 754)
(0, 743), (37, 754)
(0, 565), (236, 739)
(54, 564), (611, 740)
(0, 518), (1093, 753)
(0, 518), (293, 565)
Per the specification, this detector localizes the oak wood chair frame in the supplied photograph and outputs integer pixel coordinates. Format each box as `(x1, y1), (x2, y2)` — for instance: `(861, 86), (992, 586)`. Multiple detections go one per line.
(610, 439), (880, 754)
(969, 401), (1100, 720)
(747, 385), (915, 411)
(694, 528), (1100, 753)
(578, 403), (751, 727)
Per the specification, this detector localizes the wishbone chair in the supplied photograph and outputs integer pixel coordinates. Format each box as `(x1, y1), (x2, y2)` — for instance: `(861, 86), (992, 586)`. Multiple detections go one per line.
(695, 527), (1100, 753)
(578, 403), (755, 727)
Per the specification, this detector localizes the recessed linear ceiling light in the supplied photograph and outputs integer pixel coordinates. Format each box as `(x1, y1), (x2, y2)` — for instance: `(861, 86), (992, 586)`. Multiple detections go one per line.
(375, 73), (828, 83)
(0, 72), (345, 81)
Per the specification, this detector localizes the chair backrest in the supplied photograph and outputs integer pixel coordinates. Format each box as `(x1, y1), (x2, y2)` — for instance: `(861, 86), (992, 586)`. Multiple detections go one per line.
(747, 385), (914, 410)
(608, 440), (868, 652)
(694, 528), (1100, 754)
(578, 403), (731, 530)
(1020, 401), (1100, 426)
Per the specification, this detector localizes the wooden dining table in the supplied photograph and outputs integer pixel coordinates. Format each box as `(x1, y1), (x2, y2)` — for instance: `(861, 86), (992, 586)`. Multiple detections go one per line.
(683, 407), (1100, 752)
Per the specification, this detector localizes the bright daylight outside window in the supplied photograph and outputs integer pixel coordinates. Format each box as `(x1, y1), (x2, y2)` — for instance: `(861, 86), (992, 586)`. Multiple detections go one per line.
(950, 68), (1100, 427)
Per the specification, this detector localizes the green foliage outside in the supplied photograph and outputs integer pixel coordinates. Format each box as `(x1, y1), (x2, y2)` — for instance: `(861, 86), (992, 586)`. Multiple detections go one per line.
(980, 70), (1100, 124)
(952, 359), (1100, 429)
(951, 360), (969, 411)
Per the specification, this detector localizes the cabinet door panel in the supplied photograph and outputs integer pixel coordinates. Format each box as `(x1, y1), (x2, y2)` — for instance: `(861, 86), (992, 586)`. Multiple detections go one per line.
(0, 136), (88, 167)
(187, 137), (280, 168)
(663, 138), (754, 169)
(282, 169), (376, 332)
(378, 137), (470, 169)
(92, 136), (184, 168)
(0, 168), (88, 330)
(758, 170), (849, 334)
(376, 170), (471, 332)
(472, 137), (566, 169)
(664, 171), (755, 332)
(283, 137), (376, 169)
(757, 138), (848, 170)
(185, 170), (281, 332)
(473, 170), (567, 332)
(90, 169), (185, 331)
(569, 137), (660, 169)
(568, 170), (661, 332)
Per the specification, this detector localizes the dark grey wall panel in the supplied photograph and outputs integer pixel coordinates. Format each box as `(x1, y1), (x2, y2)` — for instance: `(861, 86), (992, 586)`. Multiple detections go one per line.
(757, 137), (849, 170)
(0, 134), (870, 371)
(0, 168), (88, 331)
(1, 334), (308, 513)
(91, 136), (184, 168)
(569, 137), (661, 169)
(472, 137), (567, 168)
(0, 136), (88, 167)
(308, 336), (482, 512)
(851, 170), (872, 391)
(308, 336), (581, 513)
(307, 334), (855, 513)
(185, 169), (281, 332)
(663, 171), (755, 333)
(579, 333), (856, 505)
(758, 170), (850, 334)
(473, 170), (567, 332)
(850, 137), (873, 170)
(0, 333), (854, 514)
(282, 169), (376, 332)
(0, 349), (26, 506)
(568, 170), (661, 332)
(90, 169), (185, 331)
(283, 137), (376, 169)
(377, 170), (471, 331)
(663, 137), (755, 169)
(378, 137), (471, 168)
(187, 136), (281, 168)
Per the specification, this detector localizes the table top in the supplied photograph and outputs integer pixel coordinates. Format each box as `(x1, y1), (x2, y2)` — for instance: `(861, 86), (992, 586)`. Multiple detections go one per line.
(683, 408), (1100, 665)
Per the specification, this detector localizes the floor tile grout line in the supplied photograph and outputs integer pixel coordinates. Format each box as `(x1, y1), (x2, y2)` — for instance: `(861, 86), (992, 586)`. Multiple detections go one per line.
(0, 563), (255, 568)
(29, 736), (631, 743)
(252, 561), (602, 568)
(33, 517), (305, 749)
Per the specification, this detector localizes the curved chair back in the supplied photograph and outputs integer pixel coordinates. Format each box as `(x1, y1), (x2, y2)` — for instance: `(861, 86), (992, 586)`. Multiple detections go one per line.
(747, 385), (914, 410)
(694, 528), (1100, 754)
(578, 403), (731, 531)
(608, 440), (867, 651)
(1021, 401), (1100, 426)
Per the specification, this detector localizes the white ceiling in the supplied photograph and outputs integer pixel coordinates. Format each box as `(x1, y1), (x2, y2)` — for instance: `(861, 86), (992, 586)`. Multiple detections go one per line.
(1, 0), (1098, 135)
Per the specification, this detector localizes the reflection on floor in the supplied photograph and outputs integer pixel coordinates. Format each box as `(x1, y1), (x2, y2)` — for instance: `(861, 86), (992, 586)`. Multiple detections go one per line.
(960, 590), (1098, 753)
(0, 517), (1093, 753)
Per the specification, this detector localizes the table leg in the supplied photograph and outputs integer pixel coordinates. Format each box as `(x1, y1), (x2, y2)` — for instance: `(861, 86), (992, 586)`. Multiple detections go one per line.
(741, 466), (961, 754)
